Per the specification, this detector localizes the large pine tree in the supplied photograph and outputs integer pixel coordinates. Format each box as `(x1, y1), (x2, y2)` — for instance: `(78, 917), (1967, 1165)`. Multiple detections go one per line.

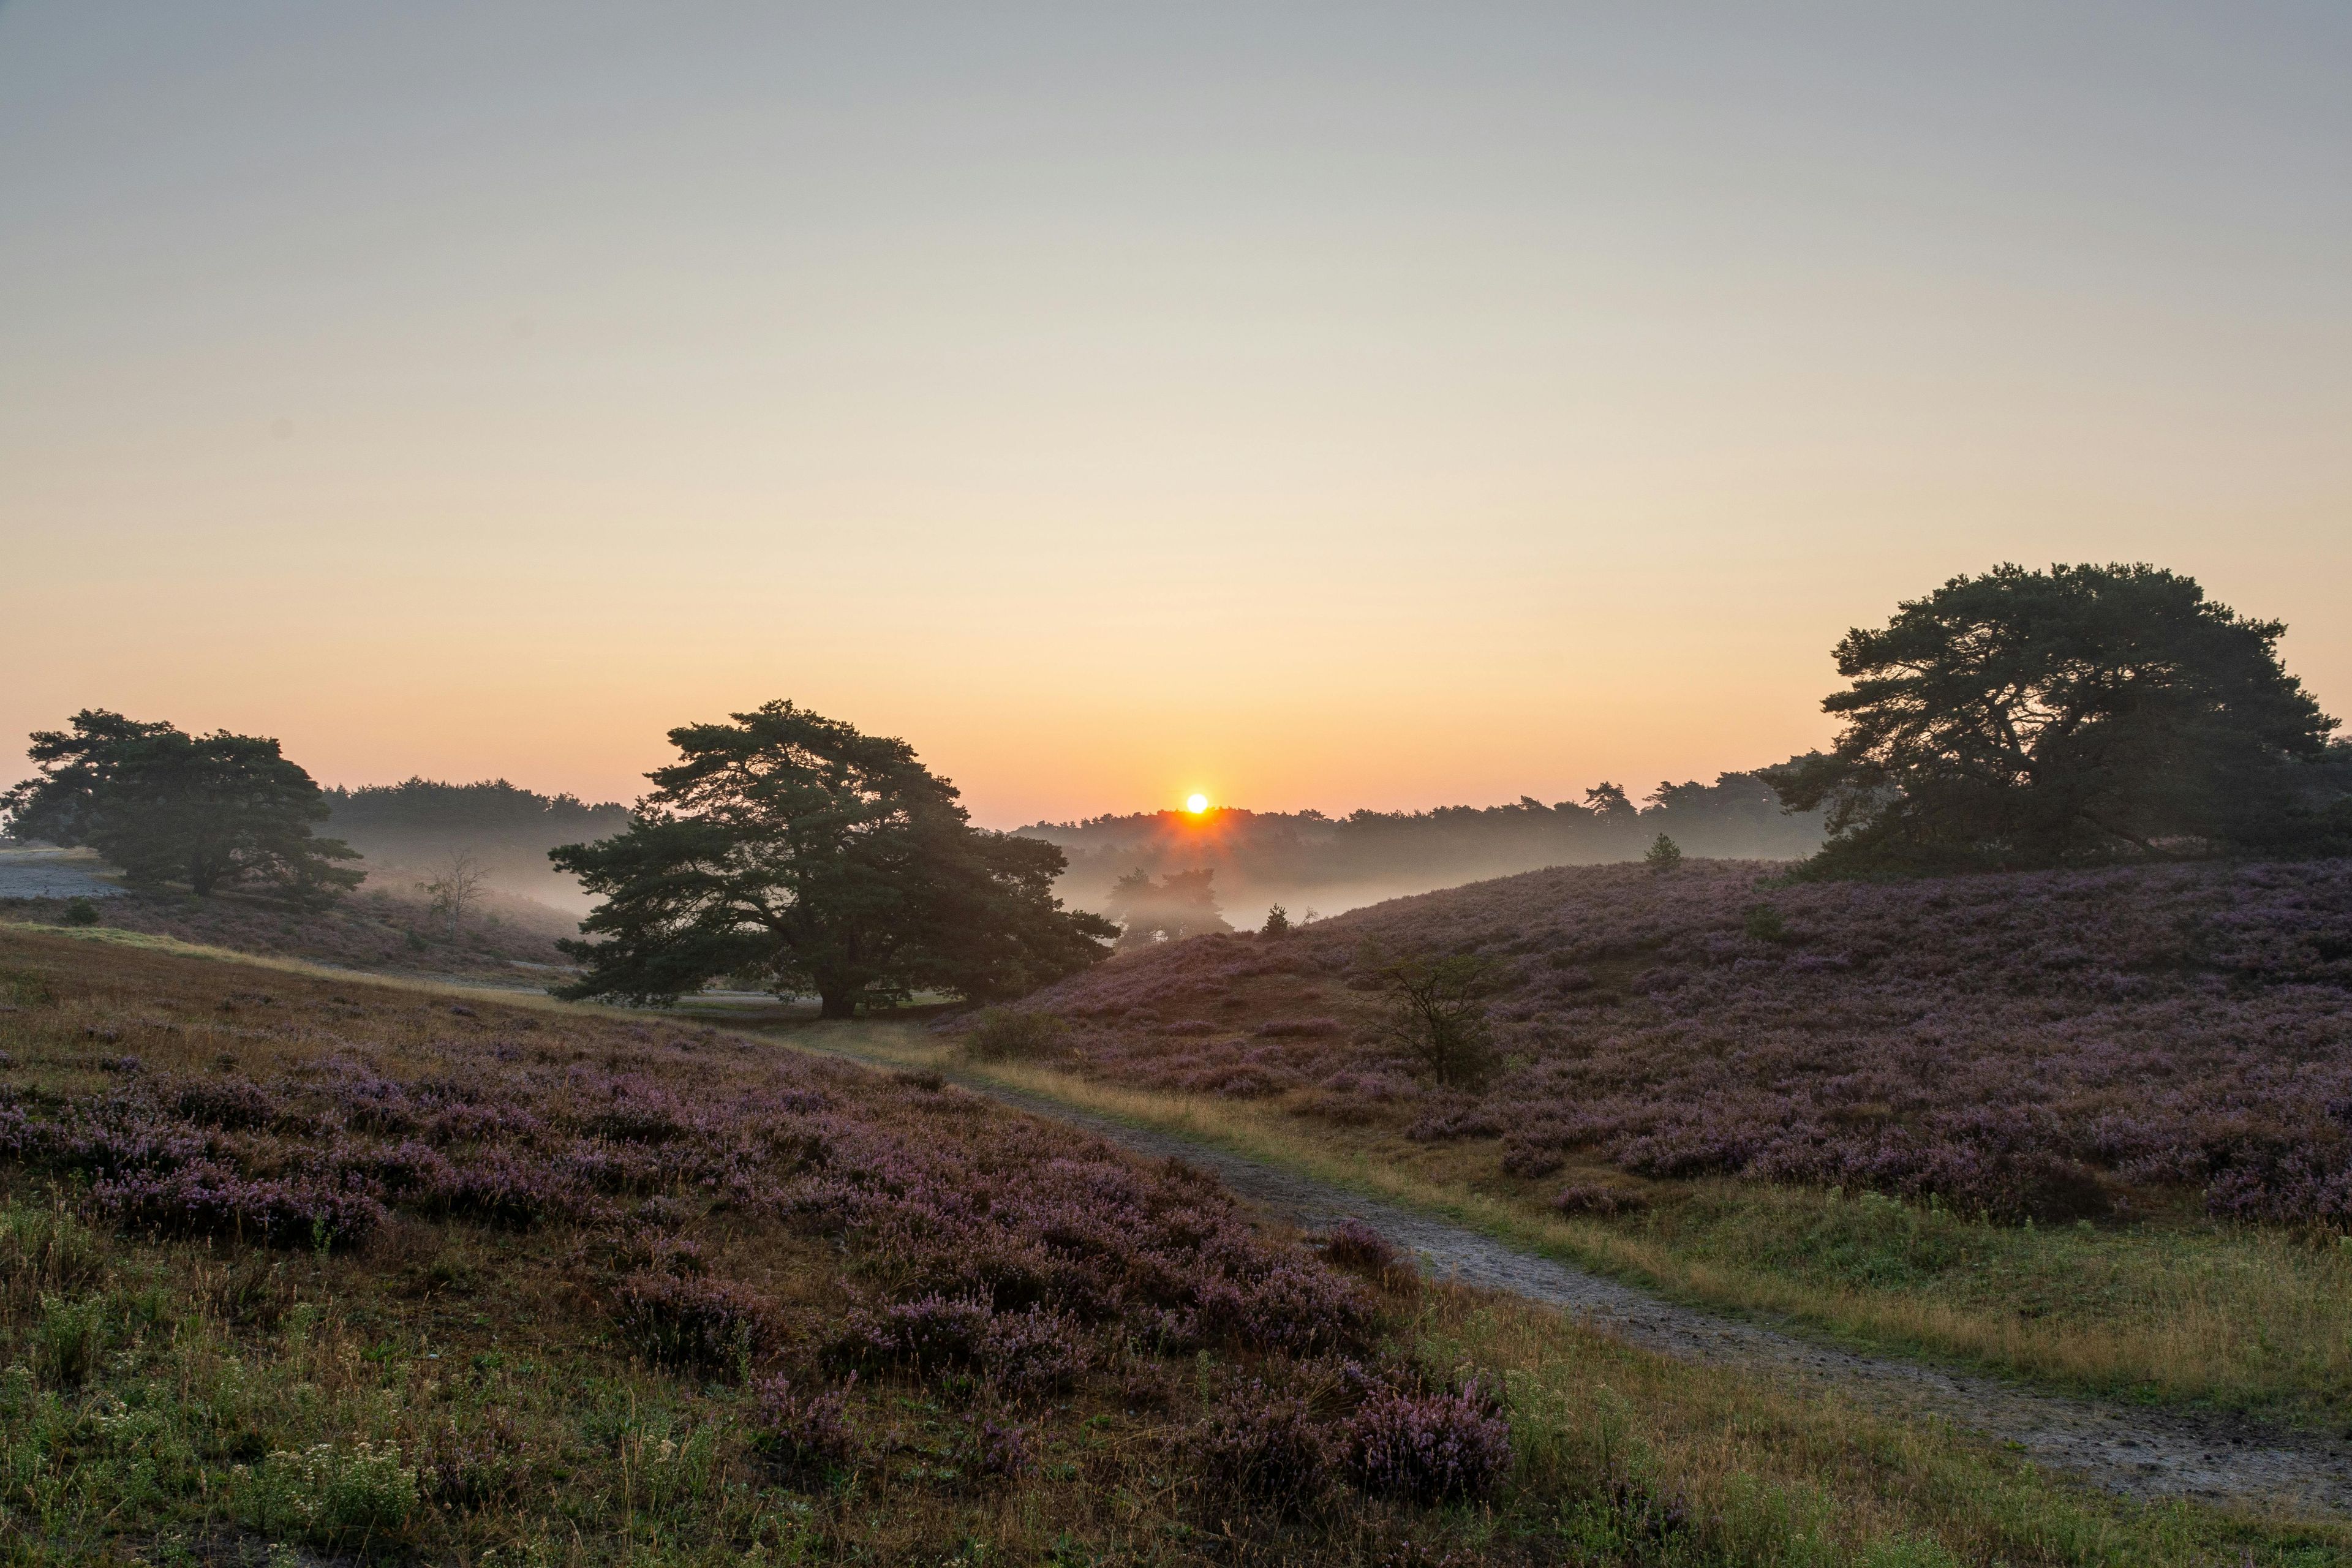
(552, 701), (1115, 1016)
(3, 709), (362, 903)
(1770, 564), (2341, 873)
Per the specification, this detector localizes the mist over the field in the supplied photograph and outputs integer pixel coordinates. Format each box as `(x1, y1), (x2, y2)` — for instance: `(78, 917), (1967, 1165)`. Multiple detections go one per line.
(322, 779), (628, 920)
(1021, 771), (1822, 930)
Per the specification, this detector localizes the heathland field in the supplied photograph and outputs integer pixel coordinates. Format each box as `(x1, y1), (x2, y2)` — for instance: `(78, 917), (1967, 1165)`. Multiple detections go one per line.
(954, 858), (2352, 1425)
(4, 924), (2346, 1565)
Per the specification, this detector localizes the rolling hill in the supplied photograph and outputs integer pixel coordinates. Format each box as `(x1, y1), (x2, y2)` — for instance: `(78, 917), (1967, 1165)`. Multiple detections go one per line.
(1005, 857), (2352, 1227)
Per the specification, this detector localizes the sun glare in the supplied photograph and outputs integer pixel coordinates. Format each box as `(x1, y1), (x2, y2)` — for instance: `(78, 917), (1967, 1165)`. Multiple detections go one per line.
(1185, 793), (1209, 814)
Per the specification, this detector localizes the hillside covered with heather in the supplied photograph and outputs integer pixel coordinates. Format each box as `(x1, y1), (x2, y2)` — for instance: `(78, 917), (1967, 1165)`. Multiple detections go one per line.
(1004, 858), (2352, 1227)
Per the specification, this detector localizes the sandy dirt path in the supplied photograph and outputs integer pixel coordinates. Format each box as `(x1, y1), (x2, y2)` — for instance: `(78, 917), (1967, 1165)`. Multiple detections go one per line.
(798, 1037), (2352, 1520)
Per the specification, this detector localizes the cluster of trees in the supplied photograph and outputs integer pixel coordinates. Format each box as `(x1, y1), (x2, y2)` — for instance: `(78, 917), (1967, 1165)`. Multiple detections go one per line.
(1, 710), (360, 903)
(323, 777), (628, 846)
(1771, 564), (2348, 875)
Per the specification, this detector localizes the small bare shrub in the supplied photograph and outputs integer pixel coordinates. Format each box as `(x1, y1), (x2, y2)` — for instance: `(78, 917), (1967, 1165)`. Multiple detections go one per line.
(1362, 948), (1502, 1090)
(1551, 1183), (1648, 1218)
(963, 1008), (1069, 1061)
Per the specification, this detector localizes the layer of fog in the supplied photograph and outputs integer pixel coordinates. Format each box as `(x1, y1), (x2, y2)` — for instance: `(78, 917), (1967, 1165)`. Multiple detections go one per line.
(1019, 774), (1824, 932)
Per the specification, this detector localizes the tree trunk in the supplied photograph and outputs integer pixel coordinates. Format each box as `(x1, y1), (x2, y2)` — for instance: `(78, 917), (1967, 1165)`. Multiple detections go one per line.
(818, 990), (858, 1020)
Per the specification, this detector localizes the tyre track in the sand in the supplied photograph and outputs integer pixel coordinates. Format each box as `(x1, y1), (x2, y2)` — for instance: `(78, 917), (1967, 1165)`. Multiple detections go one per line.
(803, 1041), (2352, 1520)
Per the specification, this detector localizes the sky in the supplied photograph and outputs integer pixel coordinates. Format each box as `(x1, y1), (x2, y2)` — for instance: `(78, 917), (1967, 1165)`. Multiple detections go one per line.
(3, 2), (2346, 827)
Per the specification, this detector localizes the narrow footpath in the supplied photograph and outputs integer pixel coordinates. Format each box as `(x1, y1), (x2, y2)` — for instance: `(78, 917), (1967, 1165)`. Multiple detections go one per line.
(801, 1038), (2352, 1521)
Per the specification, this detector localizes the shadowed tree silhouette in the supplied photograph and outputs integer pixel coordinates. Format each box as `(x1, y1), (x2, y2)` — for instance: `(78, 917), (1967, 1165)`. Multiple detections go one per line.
(1770, 563), (2340, 873)
(2, 709), (360, 904)
(551, 701), (1115, 1017)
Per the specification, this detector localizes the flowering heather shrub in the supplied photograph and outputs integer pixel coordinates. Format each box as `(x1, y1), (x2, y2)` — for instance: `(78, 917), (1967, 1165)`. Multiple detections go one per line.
(749, 1373), (858, 1472)
(610, 1269), (772, 1373)
(0, 938), (1425, 1505)
(971, 1417), (1036, 1478)
(972, 1302), (1093, 1394)
(1321, 1219), (1410, 1286)
(162, 1074), (288, 1132)
(42, 1106), (215, 1180)
(92, 1161), (382, 1251)
(1499, 1145), (1566, 1178)
(1341, 1378), (1512, 1504)
(834, 1293), (1092, 1396)
(1019, 858), (2352, 1227)
(431, 1147), (587, 1229)
(1256, 1017), (1343, 1038)
(1194, 1379), (1332, 1518)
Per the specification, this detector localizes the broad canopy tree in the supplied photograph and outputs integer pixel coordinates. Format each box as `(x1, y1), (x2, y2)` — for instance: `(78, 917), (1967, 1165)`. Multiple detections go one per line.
(2, 710), (363, 903)
(551, 701), (1116, 1017)
(1770, 563), (2341, 873)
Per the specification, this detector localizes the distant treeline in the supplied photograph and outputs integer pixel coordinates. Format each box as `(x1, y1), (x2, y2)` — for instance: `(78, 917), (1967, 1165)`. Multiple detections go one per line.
(1018, 771), (1825, 924)
(322, 779), (630, 910)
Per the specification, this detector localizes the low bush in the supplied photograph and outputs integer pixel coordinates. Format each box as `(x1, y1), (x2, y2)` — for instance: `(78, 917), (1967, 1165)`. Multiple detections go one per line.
(609, 1270), (772, 1375)
(1341, 1378), (1512, 1504)
(1551, 1183), (1648, 1218)
(236, 1439), (421, 1546)
(91, 1163), (383, 1251)
(1194, 1379), (1332, 1518)
(963, 1008), (1070, 1061)
(748, 1372), (858, 1476)
(1321, 1219), (1412, 1288)
(970, 1417), (1035, 1478)
(834, 1294), (1092, 1397)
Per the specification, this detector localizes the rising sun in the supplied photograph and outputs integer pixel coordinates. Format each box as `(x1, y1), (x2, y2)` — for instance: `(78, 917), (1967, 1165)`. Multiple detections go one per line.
(1185, 793), (1210, 814)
